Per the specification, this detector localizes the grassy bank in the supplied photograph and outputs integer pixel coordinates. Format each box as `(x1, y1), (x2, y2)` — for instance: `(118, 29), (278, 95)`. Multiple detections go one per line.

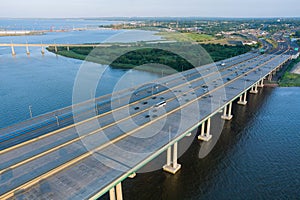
(157, 32), (215, 42)
(279, 57), (300, 87)
(47, 42), (252, 74)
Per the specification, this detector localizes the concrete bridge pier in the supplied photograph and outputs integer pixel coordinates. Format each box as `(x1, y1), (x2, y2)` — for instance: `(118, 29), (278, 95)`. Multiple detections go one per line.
(276, 66), (281, 71)
(268, 73), (273, 81)
(163, 142), (181, 174)
(258, 79), (264, 88)
(198, 118), (212, 141)
(67, 46), (70, 51)
(250, 83), (258, 94)
(54, 45), (58, 53)
(221, 102), (233, 120)
(128, 172), (136, 178)
(185, 132), (192, 137)
(11, 45), (16, 56)
(238, 92), (248, 105)
(109, 182), (123, 200)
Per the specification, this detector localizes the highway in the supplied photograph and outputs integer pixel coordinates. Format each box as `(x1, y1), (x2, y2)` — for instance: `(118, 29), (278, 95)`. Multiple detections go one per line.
(0, 42), (295, 199)
(0, 52), (259, 149)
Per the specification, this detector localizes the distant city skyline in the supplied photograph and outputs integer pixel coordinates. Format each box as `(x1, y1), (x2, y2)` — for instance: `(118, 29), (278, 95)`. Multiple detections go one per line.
(0, 0), (299, 18)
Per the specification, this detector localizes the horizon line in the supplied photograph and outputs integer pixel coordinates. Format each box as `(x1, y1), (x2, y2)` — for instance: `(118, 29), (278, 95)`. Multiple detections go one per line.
(1, 16), (300, 20)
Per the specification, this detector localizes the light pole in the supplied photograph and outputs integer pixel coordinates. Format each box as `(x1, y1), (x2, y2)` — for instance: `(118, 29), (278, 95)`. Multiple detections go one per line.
(55, 115), (60, 126)
(29, 105), (33, 118)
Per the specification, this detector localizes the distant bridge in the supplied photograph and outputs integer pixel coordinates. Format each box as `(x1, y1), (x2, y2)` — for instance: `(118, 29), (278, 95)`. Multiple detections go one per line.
(0, 43), (131, 56)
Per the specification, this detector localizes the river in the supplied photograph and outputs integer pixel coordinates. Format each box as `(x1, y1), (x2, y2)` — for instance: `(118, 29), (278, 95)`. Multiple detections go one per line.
(0, 19), (162, 128)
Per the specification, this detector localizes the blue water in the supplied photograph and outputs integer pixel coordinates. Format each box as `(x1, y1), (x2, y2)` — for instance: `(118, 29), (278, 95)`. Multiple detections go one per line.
(0, 19), (162, 128)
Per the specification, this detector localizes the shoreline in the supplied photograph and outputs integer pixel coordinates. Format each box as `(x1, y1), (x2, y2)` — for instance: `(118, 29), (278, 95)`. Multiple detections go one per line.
(291, 62), (300, 74)
(47, 42), (252, 75)
(278, 57), (300, 87)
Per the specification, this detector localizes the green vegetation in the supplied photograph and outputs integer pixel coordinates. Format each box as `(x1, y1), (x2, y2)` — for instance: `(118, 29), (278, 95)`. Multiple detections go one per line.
(201, 44), (252, 61)
(279, 57), (300, 87)
(157, 32), (214, 42)
(47, 42), (252, 74)
(265, 38), (278, 49)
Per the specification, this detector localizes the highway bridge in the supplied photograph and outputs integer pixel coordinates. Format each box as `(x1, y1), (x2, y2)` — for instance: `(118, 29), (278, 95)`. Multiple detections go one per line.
(0, 43), (131, 56)
(0, 42), (297, 199)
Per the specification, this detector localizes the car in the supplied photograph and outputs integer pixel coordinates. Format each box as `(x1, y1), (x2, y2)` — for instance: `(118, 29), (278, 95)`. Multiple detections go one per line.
(154, 101), (166, 108)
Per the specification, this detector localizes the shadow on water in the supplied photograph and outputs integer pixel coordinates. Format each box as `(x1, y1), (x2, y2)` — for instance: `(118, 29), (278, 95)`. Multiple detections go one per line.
(99, 87), (279, 200)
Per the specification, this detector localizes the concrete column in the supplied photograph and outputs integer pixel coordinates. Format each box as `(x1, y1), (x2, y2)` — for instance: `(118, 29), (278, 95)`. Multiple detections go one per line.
(11, 45), (16, 56)
(166, 146), (171, 166)
(223, 104), (227, 117)
(67, 46), (70, 51)
(200, 121), (205, 137)
(268, 73), (272, 81)
(109, 187), (116, 200)
(198, 118), (212, 141)
(238, 92), (248, 105)
(163, 142), (181, 174)
(116, 183), (123, 200)
(250, 84), (258, 94)
(207, 118), (211, 135)
(221, 102), (233, 120)
(109, 183), (123, 200)
(54, 45), (58, 53)
(228, 102), (232, 116)
(239, 95), (242, 103)
(258, 79), (264, 88)
(173, 142), (178, 169)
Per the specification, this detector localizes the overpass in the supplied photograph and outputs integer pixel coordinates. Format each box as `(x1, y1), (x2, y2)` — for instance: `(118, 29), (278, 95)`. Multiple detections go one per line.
(0, 43), (296, 199)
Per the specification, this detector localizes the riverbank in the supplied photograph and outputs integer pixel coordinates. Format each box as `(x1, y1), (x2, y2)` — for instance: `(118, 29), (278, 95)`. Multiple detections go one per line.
(47, 42), (252, 74)
(279, 57), (300, 87)
(156, 32), (248, 45)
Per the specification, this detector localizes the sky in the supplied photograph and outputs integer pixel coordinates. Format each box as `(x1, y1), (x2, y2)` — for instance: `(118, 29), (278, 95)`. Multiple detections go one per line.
(0, 0), (299, 18)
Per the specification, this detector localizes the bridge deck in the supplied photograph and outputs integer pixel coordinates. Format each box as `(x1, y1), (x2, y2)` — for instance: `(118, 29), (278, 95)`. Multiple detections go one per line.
(0, 48), (292, 199)
(0, 43), (129, 47)
(0, 52), (257, 149)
